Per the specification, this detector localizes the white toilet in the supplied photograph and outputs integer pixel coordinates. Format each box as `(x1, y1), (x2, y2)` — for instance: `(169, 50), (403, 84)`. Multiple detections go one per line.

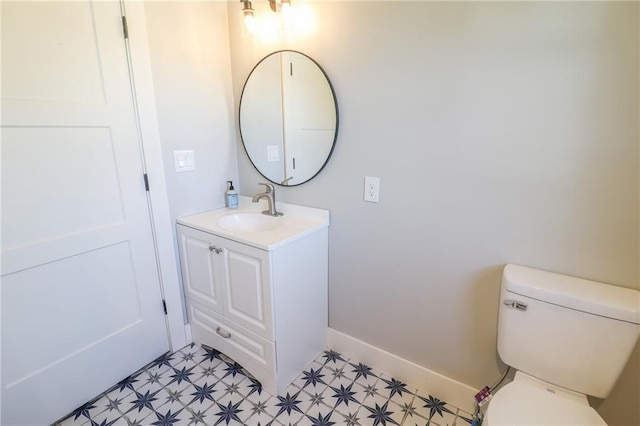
(485, 264), (640, 426)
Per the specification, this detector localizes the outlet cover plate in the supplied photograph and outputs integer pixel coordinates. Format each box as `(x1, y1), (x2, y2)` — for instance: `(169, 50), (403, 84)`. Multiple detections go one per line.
(364, 176), (380, 202)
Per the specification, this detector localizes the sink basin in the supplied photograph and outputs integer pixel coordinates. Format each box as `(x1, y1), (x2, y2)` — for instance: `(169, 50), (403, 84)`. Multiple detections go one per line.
(218, 213), (281, 232)
(178, 197), (329, 250)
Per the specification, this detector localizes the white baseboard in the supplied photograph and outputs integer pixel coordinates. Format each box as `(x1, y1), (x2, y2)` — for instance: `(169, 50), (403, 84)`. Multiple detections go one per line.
(326, 328), (478, 414)
(184, 323), (193, 346)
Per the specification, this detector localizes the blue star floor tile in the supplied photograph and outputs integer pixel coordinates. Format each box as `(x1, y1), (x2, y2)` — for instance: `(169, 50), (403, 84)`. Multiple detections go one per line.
(53, 346), (471, 426)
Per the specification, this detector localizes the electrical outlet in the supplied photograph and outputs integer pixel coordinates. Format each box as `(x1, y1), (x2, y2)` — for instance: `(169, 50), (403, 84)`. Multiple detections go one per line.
(364, 176), (380, 202)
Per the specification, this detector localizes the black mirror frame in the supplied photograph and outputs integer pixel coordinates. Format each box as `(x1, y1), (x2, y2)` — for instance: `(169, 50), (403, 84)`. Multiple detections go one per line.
(238, 50), (339, 187)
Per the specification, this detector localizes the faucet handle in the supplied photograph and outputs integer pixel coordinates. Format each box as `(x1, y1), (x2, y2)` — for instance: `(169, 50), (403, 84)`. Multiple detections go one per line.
(258, 182), (274, 192)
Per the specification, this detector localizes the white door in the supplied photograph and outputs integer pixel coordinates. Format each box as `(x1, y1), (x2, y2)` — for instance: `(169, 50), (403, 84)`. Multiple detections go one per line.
(1, 2), (170, 425)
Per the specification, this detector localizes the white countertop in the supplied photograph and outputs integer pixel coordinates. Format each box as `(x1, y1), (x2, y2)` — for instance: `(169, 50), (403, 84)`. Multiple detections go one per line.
(177, 196), (330, 251)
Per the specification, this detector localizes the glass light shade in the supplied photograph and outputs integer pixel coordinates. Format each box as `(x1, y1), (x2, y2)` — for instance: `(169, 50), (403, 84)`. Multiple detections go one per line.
(243, 11), (256, 34)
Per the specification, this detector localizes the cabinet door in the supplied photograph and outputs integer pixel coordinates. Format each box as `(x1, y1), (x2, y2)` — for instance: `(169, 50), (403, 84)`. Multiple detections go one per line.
(220, 237), (273, 340)
(177, 225), (224, 314)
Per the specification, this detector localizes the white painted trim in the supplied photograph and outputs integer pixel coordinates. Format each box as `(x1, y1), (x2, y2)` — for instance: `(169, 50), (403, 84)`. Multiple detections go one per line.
(123, 2), (188, 351)
(327, 328), (478, 414)
(185, 323), (193, 346)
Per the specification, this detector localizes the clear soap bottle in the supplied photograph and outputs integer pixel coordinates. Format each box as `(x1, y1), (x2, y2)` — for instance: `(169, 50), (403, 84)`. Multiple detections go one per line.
(225, 181), (238, 208)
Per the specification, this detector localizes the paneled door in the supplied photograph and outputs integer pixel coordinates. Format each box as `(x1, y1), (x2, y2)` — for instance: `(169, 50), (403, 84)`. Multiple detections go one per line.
(1, 2), (170, 424)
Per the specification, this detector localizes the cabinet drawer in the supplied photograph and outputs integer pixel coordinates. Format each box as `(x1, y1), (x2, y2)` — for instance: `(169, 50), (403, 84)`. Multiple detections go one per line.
(187, 300), (276, 386)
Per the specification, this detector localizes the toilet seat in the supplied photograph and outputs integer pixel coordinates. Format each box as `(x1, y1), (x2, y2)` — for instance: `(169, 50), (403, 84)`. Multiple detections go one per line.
(485, 372), (607, 426)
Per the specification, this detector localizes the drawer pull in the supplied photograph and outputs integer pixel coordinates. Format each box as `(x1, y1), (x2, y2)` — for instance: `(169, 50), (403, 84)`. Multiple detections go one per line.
(208, 245), (223, 254)
(216, 326), (231, 338)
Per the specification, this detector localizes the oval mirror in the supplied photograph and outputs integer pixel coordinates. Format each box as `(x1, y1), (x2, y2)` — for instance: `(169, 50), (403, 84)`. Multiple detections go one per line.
(239, 50), (338, 186)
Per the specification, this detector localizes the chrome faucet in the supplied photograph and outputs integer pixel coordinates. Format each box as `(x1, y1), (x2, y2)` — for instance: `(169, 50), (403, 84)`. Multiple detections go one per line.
(252, 183), (283, 217)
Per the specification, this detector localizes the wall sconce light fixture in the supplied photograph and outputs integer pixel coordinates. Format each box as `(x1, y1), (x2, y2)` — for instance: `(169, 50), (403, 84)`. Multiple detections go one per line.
(268, 0), (291, 13)
(242, 0), (294, 35)
(241, 0), (316, 38)
(241, 0), (256, 33)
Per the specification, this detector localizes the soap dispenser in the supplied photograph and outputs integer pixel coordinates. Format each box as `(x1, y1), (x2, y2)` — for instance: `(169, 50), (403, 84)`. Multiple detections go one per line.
(225, 181), (238, 209)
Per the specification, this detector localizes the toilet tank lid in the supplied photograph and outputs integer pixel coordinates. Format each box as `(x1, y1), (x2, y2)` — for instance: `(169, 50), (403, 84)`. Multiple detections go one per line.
(503, 264), (640, 324)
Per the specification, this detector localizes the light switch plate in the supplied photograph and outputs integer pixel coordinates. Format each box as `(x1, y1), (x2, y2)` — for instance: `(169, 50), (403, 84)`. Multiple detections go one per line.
(174, 150), (195, 172)
(267, 145), (280, 162)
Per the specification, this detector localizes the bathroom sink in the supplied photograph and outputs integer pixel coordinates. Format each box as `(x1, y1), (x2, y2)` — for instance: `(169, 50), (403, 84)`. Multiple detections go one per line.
(218, 213), (281, 232)
(178, 196), (329, 250)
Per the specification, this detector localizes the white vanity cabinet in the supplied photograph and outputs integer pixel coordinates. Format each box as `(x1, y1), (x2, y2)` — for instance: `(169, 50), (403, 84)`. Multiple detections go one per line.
(176, 201), (328, 395)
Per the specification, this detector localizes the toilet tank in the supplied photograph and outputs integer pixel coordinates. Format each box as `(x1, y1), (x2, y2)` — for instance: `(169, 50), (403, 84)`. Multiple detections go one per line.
(497, 264), (640, 399)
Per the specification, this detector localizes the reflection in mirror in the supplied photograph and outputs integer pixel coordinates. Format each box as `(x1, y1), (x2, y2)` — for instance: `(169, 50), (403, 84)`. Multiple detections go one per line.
(239, 50), (338, 186)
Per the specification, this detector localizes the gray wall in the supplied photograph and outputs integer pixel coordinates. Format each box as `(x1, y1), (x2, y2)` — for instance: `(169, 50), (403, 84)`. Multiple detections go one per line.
(228, 2), (639, 425)
(144, 1), (238, 318)
(145, 1), (237, 225)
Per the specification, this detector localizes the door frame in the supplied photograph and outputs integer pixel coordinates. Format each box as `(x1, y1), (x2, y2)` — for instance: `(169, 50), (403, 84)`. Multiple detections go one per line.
(122, 1), (188, 351)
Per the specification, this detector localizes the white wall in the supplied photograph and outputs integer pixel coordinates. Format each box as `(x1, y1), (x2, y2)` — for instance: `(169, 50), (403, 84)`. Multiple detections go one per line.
(596, 4), (640, 423)
(144, 1), (238, 318)
(145, 1), (237, 219)
(228, 2), (639, 425)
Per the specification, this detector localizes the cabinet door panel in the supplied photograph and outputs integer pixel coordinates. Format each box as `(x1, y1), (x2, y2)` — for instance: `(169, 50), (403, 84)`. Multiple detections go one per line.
(222, 239), (273, 340)
(178, 225), (223, 313)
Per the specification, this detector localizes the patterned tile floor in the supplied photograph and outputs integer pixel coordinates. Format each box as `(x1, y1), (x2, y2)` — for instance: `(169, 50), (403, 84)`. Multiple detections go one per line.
(55, 344), (474, 426)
